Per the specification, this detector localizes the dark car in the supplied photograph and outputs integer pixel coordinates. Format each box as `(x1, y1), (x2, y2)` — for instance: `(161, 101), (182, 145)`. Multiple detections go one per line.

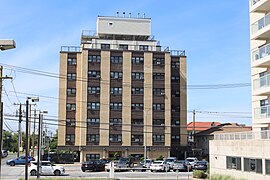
(6, 156), (35, 166)
(81, 160), (105, 172)
(117, 157), (134, 168)
(194, 161), (208, 171)
(1, 150), (8, 158)
(172, 160), (188, 172)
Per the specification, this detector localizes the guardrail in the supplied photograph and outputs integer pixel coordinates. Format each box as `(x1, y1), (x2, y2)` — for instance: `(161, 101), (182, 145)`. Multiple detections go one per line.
(214, 130), (270, 140)
(252, 12), (270, 34)
(253, 74), (270, 90)
(61, 46), (81, 52)
(252, 43), (270, 61)
(254, 105), (270, 119)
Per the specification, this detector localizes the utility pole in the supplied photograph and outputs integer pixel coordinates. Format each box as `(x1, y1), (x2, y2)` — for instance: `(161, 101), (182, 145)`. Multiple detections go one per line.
(25, 98), (29, 180)
(192, 110), (196, 149)
(17, 104), (22, 158)
(32, 109), (36, 157)
(37, 112), (42, 179)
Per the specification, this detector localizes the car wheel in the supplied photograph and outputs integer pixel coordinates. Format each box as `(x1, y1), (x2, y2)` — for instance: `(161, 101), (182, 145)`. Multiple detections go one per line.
(30, 170), (37, 176)
(54, 170), (61, 176)
(82, 169), (86, 172)
(106, 169), (110, 172)
(9, 162), (15, 166)
(93, 168), (97, 172)
(173, 169), (176, 172)
(150, 170), (153, 172)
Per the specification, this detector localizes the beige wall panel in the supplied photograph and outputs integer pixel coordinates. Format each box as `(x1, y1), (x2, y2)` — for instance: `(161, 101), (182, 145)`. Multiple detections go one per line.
(58, 53), (68, 146)
(144, 53), (153, 146)
(75, 50), (88, 146)
(122, 52), (132, 146)
(165, 53), (171, 146)
(180, 56), (187, 145)
(100, 51), (110, 146)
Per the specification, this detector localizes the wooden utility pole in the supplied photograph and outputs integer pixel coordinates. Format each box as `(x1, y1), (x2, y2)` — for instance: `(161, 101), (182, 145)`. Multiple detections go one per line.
(32, 109), (36, 157)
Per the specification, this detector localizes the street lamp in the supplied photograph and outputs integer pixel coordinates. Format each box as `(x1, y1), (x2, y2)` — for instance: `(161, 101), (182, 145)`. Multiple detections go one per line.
(0, 39), (16, 179)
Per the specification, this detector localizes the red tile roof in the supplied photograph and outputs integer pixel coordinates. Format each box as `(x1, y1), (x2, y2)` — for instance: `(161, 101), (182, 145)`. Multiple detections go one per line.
(187, 122), (221, 131)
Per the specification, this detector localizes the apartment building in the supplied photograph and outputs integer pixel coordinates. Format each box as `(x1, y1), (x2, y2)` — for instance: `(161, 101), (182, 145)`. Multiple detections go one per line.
(58, 14), (187, 162)
(209, 1), (270, 179)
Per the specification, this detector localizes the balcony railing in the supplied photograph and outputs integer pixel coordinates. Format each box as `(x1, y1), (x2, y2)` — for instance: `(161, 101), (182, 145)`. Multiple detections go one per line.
(253, 74), (270, 90)
(254, 105), (270, 119)
(214, 130), (270, 140)
(251, 0), (261, 6)
(61, 46), (81, 52)
(252, 43), (270, 61)
(252, 12), (270, 34)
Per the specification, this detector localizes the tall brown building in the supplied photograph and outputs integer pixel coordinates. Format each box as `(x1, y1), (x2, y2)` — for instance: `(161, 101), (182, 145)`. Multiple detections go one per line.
(58, 14), (187, 162)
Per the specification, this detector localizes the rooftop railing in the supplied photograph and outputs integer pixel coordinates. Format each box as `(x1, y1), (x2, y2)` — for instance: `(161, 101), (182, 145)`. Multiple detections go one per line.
(254, 105), (270, 119)
(252, 12), (270, 34)
(252, 43), (270, 61)
(253, 74), (270, 90)
(61, 46), (81, 52)
(214, 130), (270, 140)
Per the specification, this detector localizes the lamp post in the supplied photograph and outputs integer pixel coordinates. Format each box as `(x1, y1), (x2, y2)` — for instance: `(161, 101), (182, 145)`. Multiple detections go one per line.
(0, 39), (16, 178)
(143, 109), (150, 166)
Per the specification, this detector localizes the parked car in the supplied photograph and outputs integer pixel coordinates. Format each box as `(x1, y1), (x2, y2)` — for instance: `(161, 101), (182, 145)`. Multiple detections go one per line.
(172, 160), (188, 172)
(81, 160), (105, 172)
(29, 161), (65, 176)
(6, 156), (35, 166)
(117, 157), (134, 168)
(139, 159), (153, 168)
(194, 161), (208, 171)
(150, 161), (169, 172)
(1, 150), (8, 158)
(164, 157), (177, 169)
(185, 157), (198, 168)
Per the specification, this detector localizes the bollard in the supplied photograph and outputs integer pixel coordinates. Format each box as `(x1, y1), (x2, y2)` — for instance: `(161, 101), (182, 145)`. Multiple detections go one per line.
(109, 161), (115, 178)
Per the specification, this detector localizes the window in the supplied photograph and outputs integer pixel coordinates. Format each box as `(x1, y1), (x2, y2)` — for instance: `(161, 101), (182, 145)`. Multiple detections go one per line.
(172, 135), (180, 140)
(266, 159), (270, 175)
(110, 72), (123, 79)
(66, 119), (76, 127)
(244, 158), (262, 173)
(226, 156), (241, 170)
(172, 91), (180, 97)
(110, 103), (122, 110)
(119, 44), (128, 50)
(153, 104), (165, 111)
(171, 61), (180, 68)
(153, 88), (165, 96)
(260, 99), (268, 106)
(109, 134), (122, 142)
(153, 119), (165, 126)
(87, 103), (100, 110)
(131, 135), (143, 142)
(109, 118), (122, 125)
(87, 118), (100, 125)
(153, 73), (165, 80)
(67, 88), (76, 95)
(132, 87), (144, 95)
(132, 119), (144, 125)
(132, 72), (144, 80)
(172, 119), (180, 125)
(139, 45), (149, 51)
(67, 73), (76, 80)
(87, 134), (99, 142)
(88, 55), (101, 63)
(172, 106), (180, 112)
(171, 76), (180, 82)
(110, 56), (123, 63)
(132, 57), (144, 64)
(88, 71), (100, 78)
(101, 44), (110, 50)
(66, 104), (76, 111)
(88, 87), (100, 94)
(110, 87), (122, 95)
(153, 135), (165, 142)
(66, 134), (75, 144)
(131, 104), (144, 111)
(67, 58), (76, 65)
(86, 154), (100, 161)
(153, 58), (165, 65)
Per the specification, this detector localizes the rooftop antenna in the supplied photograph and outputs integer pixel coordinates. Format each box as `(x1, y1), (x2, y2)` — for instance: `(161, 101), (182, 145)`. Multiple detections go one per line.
(129, 13), (131, 18)
(137, 13), (140, 18)
(116, 12), (119, 17)
(143, 13), (145, 18)
(123, 12), (125, 17)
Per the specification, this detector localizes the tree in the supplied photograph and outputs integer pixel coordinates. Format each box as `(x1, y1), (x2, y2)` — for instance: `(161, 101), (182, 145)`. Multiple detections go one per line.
(49, 131), (58, 150)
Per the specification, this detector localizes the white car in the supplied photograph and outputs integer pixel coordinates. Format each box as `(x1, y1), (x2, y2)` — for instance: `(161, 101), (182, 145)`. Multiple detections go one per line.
(29, 161), (65, 176)
(186, 157), (198, 168)
(150, 161), (169, 172)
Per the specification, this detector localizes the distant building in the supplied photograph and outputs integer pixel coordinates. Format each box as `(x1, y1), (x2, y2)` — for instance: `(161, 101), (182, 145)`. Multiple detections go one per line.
(57, 14), (188, 162)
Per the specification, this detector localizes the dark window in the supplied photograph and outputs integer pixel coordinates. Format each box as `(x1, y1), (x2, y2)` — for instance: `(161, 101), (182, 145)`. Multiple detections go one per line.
(110, 56), (123, 63)
(66, 134), (75, 144)
(88, 71), (100, 78)
(88, 55), (101, 63)
(87, 103), (100, 110)
(119, 44), (128, 50)
(153, 58), (165, 65)
(132, 87), (144, 95)
(87, 134), (99, 142)
(226, 156), (241, 170)
(66, 104), (76, 111)
(153, 73), (165, 80)
(172, 91), (180, 97)
(88, 87), (100, 94)
(87, 118), (100, 125)
(67, 88), (76, 95)
(132, 72), (144, 80)
(109, 118), (122, 125)
(66, 119), (76, 127)
(260, 99), (268, 106)
(67, 58), (76, 65)
(153, 88), (165, 96)
(67, 73), (76, 80)
(172, 106), (180, 112)
(153, 104), (165, 111)
(171, 76), (180, 82)
(139, 45), (149, 51)
(132, 119), (144, 125)
(101, 44), (110, 50)
(171, 61), (180, 68)
(171, 135), (180, 140)
(153, 135), (165, 142)
(110, 103), (122, 110)
(266, 160), (270, 175)
(110, 87), (122, 95)
(131, 104), (144, 111)
(110, 72), (123, 79)
(131, 135), (143, 142)
(86, 154), (100, 161)
(172, 119), (180, 125)
(109, 134), (122, 142)
(244, 158), (262, 173)
(153, 119), (165, 126)
(132, 57), (144, 64)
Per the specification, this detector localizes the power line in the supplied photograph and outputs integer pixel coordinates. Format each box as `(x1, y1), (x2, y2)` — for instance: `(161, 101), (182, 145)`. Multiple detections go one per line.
(11, 79), (21, 103)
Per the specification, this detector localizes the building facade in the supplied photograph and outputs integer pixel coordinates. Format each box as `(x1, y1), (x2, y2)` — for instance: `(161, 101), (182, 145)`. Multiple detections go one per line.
(58, 15), (187, 162)
(210, 1), (270, 179)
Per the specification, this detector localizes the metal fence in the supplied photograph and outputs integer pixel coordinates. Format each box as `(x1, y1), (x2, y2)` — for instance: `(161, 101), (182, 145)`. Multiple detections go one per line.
(214, 130), (270, 140)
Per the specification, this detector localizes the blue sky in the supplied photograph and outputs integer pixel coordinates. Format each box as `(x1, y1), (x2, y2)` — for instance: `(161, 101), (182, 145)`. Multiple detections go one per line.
(0, 0), (251, 132)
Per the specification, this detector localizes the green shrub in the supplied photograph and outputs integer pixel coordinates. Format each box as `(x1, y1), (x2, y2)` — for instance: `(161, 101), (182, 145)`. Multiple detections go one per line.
(193, 170), (208, 179)
(210, 174), (246, 180)
(156, 155), (164, 160)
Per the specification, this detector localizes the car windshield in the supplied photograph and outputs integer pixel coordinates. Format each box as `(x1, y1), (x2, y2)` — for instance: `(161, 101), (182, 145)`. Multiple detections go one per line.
(186, 159), (195, 162)
(197, 161), (207, 164)
(153, 161), (163, 164)
(165, 159), (174, 162)
(175, 161), (186, 164)
(119, 158), (128, 163)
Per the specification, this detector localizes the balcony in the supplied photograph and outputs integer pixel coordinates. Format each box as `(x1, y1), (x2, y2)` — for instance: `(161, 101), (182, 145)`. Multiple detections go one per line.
(251, 12), (270, 40)
(252, 43), (270, 67)
(254, 105), (270, 123)
(214, 130), (270, 140)
(250, 0), (270, 13)
(253, 74), (270, 95)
